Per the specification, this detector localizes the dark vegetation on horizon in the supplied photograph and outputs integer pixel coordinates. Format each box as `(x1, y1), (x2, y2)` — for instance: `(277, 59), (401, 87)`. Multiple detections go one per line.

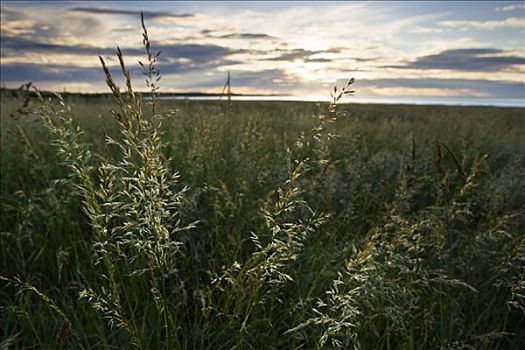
(1, 12), (524, 350)
(0, 87), (281, 99)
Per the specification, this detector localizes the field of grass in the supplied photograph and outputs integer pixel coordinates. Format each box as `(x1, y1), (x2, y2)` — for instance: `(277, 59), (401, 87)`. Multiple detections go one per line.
(1, 25), (525, 349)
(1, 86), (524, 349)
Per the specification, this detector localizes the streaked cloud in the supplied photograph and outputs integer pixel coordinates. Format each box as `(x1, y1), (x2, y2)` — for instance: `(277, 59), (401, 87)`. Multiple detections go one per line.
(217, 33), (275, 40)
(194, 29), (277, 42)
(385, 48), (525, 72)
(152, 43), (238, 64)
(439, 17), (525, 31)
(69, 7), (193, 19)
(356, 78), (525, 99)
(0, 35), (116, 57)
(263, 48), (341, 62)
(226, 69), (299, 89)
(0, 62), (104, 82)
(495, 4), (525, 12)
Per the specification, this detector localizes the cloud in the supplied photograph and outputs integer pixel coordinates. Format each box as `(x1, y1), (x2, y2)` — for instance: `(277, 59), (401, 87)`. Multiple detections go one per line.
(305, 58), (333, 63)
(198, 29), (275, 40)
(68, 7), (193, 19)
(218, 33), (275, 39)
(0, 6), (24, 21)
(155, 43), (232, 61)
(352, 57), (380, 62)
(1, 50), (241, 87)
(0, 62), (104, 82)
(156, 58), (242, 75)
(0, 61), (297, 96)
(135, 68), (301, 94)
(265, 48), (341, 62)
(0, 35), (118, 57)
(1, 33), (241, 66)
(356, 78), (525, 98)
(0, 36), (244, 86)
(0, 60), (220, 83)
(384, 48), (525, 72)
(410, 26), (445, 34)
(495, 4), (525, 12)
(0, 6), (105, 41)
(440, 17), (525, 30)
(265, 49), (314, 61)
(227, 69), (299, 89)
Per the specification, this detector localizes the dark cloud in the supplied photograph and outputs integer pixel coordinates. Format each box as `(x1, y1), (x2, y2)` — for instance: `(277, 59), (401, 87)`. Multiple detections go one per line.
(0, 61), (201, 83)
(1, 34), (240, 66)
(305, 57), (333, 63)
(155, 59), (242, 76)
(385, 48), (525, 72)
(218, 33), (275, 39)
(329, 68), (370, 73)
(153, 43), (237, 64)
(199, 29), (275, 40)
(68, 7), (193, 19)
(0, 63), (105, 82)
(352, 57), (379, 62)
(1, 35), (118, 57)
(0, 61), (296, 94)
(0, 29), (243, 85)
(228, 69), (298, 88)
(356, 78), (525, 98)
(266, 49), (309, 61)
(266, 48), (341, 62)
(182, 69), (298, 93)
(0, 44), (241, 83)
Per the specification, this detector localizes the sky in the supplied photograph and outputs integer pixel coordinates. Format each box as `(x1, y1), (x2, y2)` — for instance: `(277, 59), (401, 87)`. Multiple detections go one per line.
(1, 1), (524, 105)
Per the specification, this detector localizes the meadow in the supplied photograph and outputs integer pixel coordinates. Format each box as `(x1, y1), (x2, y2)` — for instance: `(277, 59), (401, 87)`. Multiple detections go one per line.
(1, 23), (525, 350)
